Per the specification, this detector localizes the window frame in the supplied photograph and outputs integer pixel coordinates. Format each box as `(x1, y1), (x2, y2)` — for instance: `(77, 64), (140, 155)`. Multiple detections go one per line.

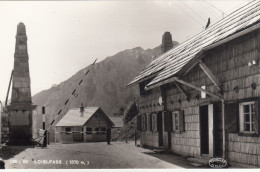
(201, 85), (206, 99)
(172, 111), (180, 131)
(152, 113), (157, 132)
(239, 101), (256, 134)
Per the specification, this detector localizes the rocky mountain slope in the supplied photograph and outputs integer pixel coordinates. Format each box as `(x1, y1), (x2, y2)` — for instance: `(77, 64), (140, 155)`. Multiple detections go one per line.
(32, 41), (178, 125)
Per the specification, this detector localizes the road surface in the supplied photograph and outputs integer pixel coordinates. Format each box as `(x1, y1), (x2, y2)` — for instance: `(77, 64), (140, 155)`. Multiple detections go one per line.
(1, 141), (193, 169)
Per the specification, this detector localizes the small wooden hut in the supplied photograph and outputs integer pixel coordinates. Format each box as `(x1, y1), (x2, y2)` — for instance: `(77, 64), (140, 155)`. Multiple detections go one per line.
(55, 106), (114, 143)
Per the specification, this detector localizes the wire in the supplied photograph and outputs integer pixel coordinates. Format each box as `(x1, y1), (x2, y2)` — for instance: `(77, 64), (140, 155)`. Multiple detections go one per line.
(205, 0), (227, 16)
(174, 1), (204, 27)
(199, 1), (220, 19)
(182, 1), (207, 23)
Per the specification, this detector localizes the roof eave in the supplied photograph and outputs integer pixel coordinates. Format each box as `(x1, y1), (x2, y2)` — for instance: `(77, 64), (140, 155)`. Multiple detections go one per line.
(126, 70), (163, 88)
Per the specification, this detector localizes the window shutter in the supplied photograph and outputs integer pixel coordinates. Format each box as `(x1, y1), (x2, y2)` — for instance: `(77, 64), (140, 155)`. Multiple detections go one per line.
(236, 103), (240, 133)
(179, 110), (185, 132)
(164, 111), (172, 132)
(172, 112), (175, 131)
(145, 114), (147, 131)
(137, 115), (141, 131)
(154, 114), (158, 132)
(163, 111), (167, 132)
(255, 99), (260, 135)
(150, 114), (153, 131)
(168, 111), (173, 132)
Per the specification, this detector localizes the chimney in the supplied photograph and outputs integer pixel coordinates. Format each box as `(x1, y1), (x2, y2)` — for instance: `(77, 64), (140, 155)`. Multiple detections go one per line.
(161, 32), (173, 54)
(80, 103), (84, 116)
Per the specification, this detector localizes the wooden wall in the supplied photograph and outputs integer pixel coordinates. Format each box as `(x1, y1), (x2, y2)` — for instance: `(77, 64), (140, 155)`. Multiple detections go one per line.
(228, 133), (260, 166)
(56, 126), (82, 143)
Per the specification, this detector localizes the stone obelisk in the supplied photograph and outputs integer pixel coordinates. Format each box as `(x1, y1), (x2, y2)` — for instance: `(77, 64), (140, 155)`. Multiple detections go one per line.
(6, 22), (37, 145)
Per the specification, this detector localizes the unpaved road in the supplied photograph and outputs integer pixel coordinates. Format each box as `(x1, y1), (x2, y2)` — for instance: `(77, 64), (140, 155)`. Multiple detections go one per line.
(1, 141), (193, 169)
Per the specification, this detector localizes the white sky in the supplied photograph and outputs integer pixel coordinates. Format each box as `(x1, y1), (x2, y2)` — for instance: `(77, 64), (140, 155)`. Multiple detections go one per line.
(0, 0), (251, 102)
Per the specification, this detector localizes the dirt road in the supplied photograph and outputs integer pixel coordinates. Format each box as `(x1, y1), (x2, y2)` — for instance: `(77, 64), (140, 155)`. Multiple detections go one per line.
(2, 141), (193, 169)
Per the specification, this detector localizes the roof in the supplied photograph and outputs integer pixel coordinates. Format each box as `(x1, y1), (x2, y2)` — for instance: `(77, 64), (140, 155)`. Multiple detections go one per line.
(110, 117), (124, 128)
(55, 107), (99, 127)
(127, 1), (260, 89)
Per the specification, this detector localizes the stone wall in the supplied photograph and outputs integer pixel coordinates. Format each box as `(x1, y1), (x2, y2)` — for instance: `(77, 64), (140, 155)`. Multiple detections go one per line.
(1, 111), (9, 143)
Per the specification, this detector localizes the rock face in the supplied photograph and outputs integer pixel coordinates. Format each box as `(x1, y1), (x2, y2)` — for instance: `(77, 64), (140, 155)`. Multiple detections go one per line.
(33, 46), (161, 117)
(6, 22), (36, 145)
(32, 36), (179, 134)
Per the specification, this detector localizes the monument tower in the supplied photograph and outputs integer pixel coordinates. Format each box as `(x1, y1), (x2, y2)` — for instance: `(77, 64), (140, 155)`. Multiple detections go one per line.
(6, 22), (36, 145)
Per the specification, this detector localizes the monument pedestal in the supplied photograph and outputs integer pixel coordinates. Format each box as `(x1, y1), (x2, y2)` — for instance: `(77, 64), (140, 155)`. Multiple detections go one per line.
(6, 104), (37, 145)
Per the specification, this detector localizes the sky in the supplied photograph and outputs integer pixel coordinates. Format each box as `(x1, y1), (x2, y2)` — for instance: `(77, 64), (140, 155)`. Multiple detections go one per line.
(0, 0), (252, 103)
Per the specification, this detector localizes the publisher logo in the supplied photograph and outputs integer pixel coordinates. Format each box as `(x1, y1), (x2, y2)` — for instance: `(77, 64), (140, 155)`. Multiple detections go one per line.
(209, 158), (227, 168)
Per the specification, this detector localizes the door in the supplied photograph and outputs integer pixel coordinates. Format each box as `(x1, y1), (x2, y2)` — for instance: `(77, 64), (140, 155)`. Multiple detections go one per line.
(214, 103), (223, 157)
(200, 105), (209, 155)
(157, 112), (163, 147)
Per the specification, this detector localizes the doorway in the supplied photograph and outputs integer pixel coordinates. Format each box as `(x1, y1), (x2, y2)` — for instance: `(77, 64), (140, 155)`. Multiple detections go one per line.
(200, 105), (209, 155)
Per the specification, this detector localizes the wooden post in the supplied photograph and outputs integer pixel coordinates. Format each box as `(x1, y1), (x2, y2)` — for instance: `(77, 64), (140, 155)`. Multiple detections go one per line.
(222, 99), (226, 159)
(198, 60), (221, 90)
(174, 77), (222, 99)
(125, 127), (128, 143)
(5, 70), (13, 106)
(134, 130), (137, 146)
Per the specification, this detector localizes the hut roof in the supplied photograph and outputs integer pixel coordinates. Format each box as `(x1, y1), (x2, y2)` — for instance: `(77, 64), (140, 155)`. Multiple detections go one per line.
(127, 1), (260, 89)
(55, 107), (113, 127)
(110, 117), (124, 128)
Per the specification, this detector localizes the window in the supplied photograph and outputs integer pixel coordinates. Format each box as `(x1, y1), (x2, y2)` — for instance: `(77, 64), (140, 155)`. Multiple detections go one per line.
(173, 111), (179, 131)
(172, 110), (184, 132)
(147, 114), (150, 131)
(86, 128), (92, 134)
(42, 106), (45, 114)
(101, 128), (106, 134)
(65, 127), (71, 134)
(201, 86), (206, 99)
(239, 101), (256, 133)
(152, 114), (157, 132)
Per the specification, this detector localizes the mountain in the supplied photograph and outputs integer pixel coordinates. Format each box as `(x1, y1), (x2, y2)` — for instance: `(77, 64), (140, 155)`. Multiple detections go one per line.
(32, 42), (178, 124)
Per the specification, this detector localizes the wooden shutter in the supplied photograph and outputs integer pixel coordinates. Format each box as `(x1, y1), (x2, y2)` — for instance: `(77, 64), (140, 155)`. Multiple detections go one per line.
(150, 114), (153, 131)
(179, 110), (185, 132)
(137, 115), (141, 131)
(145, 114), (147, 131)
(168, 111), (173, 131)
(153, 114), (158, 131)
(255, 99), (260, 135)
(164, 111), (172, 132)
(147, 114), (150, 131)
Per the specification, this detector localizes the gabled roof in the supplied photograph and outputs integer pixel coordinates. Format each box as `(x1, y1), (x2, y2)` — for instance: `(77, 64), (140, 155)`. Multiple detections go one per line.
(127, 1), (260, 89)
(55, 107), (100, 127)
(110, 117), (124, 128)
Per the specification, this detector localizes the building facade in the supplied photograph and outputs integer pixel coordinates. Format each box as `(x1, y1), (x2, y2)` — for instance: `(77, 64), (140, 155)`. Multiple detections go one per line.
(55, 106), (114, 143)
(128, 1), (260, 167)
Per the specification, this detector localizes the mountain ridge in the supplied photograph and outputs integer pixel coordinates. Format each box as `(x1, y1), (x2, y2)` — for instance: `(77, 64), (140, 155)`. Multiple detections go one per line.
(32, 42), (178, 126)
